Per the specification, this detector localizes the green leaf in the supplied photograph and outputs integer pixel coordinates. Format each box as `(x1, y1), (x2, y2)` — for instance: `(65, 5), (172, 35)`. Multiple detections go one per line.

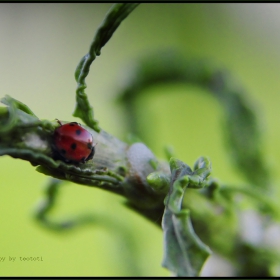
(1, 95), (37, 117)
(162, 158), (211, 276)
(74, 3), (139, 132)
(162, 208), (211, 276)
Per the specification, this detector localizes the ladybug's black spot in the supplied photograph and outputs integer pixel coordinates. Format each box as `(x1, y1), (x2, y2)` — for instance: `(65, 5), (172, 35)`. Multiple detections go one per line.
(69, 122), (78, 126)
(75, 129), (82, 135)
(87, 143), (92, 150)
(71, 143), (77, 150)
(60, 149), (66, 155)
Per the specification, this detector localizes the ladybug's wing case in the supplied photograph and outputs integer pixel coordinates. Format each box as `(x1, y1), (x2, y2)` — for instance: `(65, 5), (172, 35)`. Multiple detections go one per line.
(53, 123), (94, 163)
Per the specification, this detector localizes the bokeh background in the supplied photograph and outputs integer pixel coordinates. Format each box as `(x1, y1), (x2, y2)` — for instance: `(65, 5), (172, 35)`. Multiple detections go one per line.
(0, 3), (280, 276)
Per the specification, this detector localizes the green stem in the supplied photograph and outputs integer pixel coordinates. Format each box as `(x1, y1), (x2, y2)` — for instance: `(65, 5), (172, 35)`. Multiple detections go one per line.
(118, 50), (270, 188)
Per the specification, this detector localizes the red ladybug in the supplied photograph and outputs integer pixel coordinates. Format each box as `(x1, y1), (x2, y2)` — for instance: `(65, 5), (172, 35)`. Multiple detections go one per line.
(53, 120), (95, 163)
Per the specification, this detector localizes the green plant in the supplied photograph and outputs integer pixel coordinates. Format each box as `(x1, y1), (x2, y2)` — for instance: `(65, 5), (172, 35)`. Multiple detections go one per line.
(0, 3), (279, 276)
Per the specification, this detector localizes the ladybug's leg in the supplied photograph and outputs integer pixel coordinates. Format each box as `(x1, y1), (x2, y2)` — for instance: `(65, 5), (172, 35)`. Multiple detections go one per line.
(86, 146), (96, 161)
(55, 119), (63, 126)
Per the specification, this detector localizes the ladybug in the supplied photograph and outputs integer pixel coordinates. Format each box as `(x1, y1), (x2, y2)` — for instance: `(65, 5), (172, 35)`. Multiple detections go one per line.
(53, 120), (95, 163)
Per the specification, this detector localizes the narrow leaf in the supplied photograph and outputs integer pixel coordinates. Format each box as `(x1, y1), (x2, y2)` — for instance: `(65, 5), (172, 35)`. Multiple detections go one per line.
(162, 208), (211, 276)
(162, 157), (211, 276)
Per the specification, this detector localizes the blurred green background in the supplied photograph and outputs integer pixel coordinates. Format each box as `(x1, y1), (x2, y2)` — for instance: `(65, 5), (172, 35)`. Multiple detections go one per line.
(0, 4), (280, 276)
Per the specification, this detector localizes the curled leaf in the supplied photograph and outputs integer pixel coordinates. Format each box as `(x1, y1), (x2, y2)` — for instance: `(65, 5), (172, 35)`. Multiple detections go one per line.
(162, 158), (212, 276)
